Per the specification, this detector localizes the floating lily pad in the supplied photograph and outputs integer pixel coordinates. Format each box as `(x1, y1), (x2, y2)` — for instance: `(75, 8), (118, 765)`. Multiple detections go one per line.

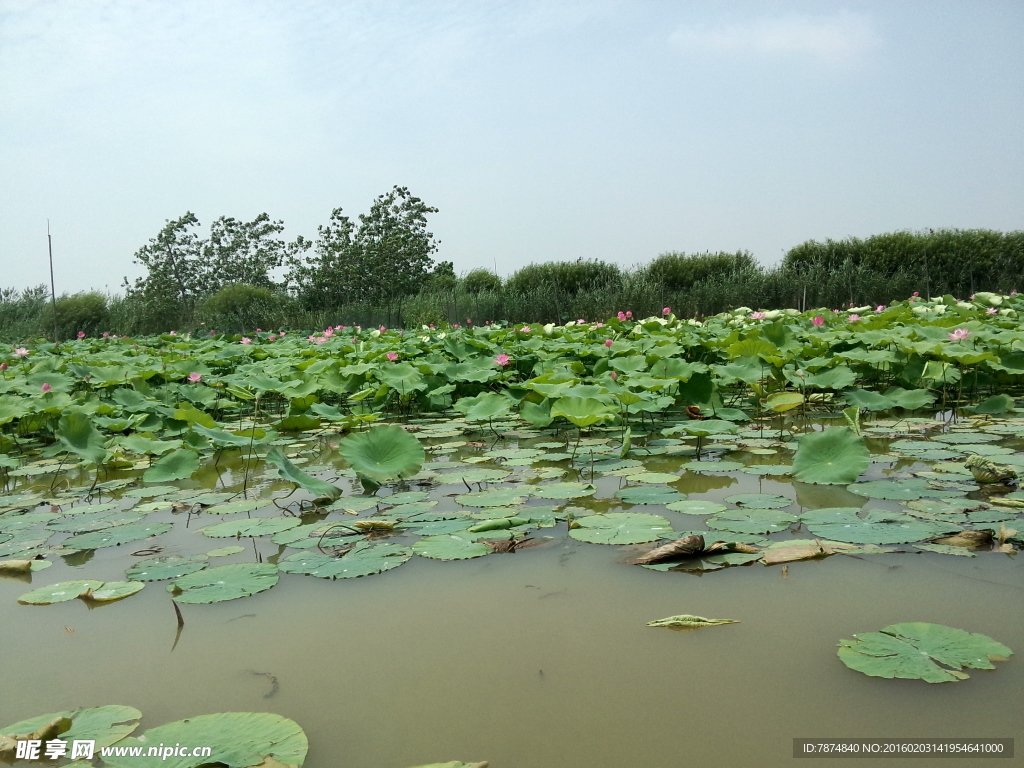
(126, 555), (209, 582)
(63, 522), (173, 550)
(18, 579), (103, 604)
(455, 489), (528, 507)
(206, 545), (246, 557)
(1, 705), (142, 750)
(724, 493), (791, 509)
(200, 517), (301, 538)
(46, 511), (145, 534)
(614, 486), (686, 505)
(707, 508), (798, 535)
(801, 508), (954, 544)
(170, 563), (280, 603)
(84, 581), (145, 602)
(837, 622), (1013, 683)
(569, 512), (673, 545)
(683, 460), (744, 472)
(413, 534), (491, 560)
(533, 482), (596, 499)
(624, 472), (679, 484)
(123, 485), (179, 498)
(665, 499), (727, 515)
(280, 542), (412, 579)
(204, 499), (265, 515)
(847, 479), (930, 501)
(101, 711), (307, 768)
(435, 468), (511, 485)
(914, 543), (976, 557)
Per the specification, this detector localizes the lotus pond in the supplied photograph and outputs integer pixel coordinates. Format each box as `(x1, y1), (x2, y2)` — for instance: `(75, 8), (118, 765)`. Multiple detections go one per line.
(1, 294), (1023, 767)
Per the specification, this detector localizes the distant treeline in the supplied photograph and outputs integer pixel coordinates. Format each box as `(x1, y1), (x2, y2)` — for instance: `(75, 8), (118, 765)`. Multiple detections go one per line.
(2, 228), (1022, 340)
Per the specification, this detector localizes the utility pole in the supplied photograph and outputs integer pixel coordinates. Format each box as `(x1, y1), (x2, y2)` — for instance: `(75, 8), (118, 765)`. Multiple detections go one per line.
(47, 220), (59, 342)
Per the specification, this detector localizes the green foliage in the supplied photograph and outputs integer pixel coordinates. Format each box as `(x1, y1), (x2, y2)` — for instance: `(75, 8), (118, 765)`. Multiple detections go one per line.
(41, 292), (110, 340)
(505, 259), (622, 296)
(463, 268), (502, 293)
(201, 283), (287, 332)
(646, 250), (759, 290)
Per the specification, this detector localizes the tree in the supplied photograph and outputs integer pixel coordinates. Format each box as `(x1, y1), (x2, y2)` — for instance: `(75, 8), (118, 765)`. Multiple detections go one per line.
(200, 213), (309, 293)
(124, 212), (205, 302)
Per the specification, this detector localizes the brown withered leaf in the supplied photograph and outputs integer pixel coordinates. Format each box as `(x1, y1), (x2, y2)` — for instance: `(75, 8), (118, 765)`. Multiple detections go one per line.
(0, 559), (33, 573)
(634, 534), (705, 565)
(930, 530), (994, 548)
(0, 717), (72, 760)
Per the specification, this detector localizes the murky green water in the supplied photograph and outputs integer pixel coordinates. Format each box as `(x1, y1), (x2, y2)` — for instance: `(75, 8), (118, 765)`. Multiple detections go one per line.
(2, 427), (1023, 768)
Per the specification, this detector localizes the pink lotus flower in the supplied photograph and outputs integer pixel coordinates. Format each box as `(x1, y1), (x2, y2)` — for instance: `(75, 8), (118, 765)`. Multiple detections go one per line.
(269, 335), (277, 341)
(386, 352), (399, 361)
(41, 382), (51, 393)
(875, 305), (886, 313)
(577, 318), (586, 324)
(750, 311), (766, 320)
(848, 314), (861, 323)
(323, 328), (335, 338)
(604, 339), (613, 347)
(467, 319), (472, 324)
(520, 326), (530, 333)
(912, 292), (919, 297)
(0, 362), (6, 372)
(986, 307), (998, 315)
(379, 325), (387, 333)
(76, 331), (85, 339)
(617, 311), (626, 321)
(188, 372), (202, 383)
(609, 371), (618, 379)
(948, 328), (971, 341)
(210, 330), (216, 336)
(811, 316), (824, 327)
(494, 354), (511, 367)
(625, 311), (632, 318)
(593, 322), (604, 329)
(12, 347), (29, 357)
(240, 337), (252, 344)
(453, 323), (460, 329)
(102, 332), (110, 338)
(662, 307), (671, 315)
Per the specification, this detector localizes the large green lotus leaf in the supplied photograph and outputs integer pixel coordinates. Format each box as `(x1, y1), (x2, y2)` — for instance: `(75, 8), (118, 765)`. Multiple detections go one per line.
(676, 419), (739, 438)
(624, 472), (679, 484)
(84, 581), (145, 602)
(56, 413), (107, 466)
(63, 522), (173, 550)
(142, 449), (200, 483)
(207, 545), (246, 557)
(102, 711), (307, 768)
(550, 397), (615, 428)
(119, 434), (182, 456)
(171, 563), (280, 604)
(264, 447), (342, 501)
(455, 392), (512, 422)
(665, 499), (727, 515)
(413, 534), (491, 560)
(338, 425), (425, 488)
(706, 508), (798, 534)
(614, 486), (686, 505)
(45, 510), (144, 533)
(385, 491), (431, 505)
(1, 705), (141, 749)
(967, 394), (1015, 415)
(801, 507), (953, 544)
(683, 460), (745, 472)
(847, 479), (930, 501)
(838, 622), (1013, 683)
(455, 489), (528, 507)
(18, 579), (103, 604)
(569, 512), (673, 545)
(532, 482), (596, 499)
(402, 518), (476, 535)
(435, 468), (512, 485)
(200, 517), (301, 538)
(123, 485), (179, 498)
(792, 427), (869, 484)
(126, 555), (209, 582)
(844, 388), (896, 411)
(883, 387), (937, 410)
(279, 542), (412, 579)
(203, 499), (266, 515)
(724, 493), (791, 509)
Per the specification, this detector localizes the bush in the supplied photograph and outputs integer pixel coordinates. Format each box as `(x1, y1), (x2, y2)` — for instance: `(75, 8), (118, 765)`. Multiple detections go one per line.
(0, 285), (50, 342)
(505, 260), (622, 295)
(646, 251), (759, 290)
(41, 292), (110, 340)
(201, 284), (285, 332)
(463, 268), (502, 293)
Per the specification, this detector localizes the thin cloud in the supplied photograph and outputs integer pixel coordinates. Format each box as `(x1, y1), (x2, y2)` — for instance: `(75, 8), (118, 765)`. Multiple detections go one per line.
(670, 11), (880, 64)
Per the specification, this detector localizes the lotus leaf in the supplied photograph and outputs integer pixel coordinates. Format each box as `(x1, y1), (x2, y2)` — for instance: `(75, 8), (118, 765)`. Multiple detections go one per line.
(792, 427), (869, 484)
(665, 499), (726, 515)
(18, 579), (103, 604)
(724, 493), (791, 509)
(413, 534), (491, 560)
(102, 711), (307, 768)
(142, 449), (200, 483)
(171, 563), (280, 603)
(647, 614), (738, 628)
(64, 522), (173, 550)
(126, 555), (209, 581)
(706, 508), (798, 535)
(84, 580), (145, 602)
(338, 425), (426, 489)
(569, 512), (672, 544)
(837, 622), (1012, 683)
(532, 482), (596, 499)
(1, 705), (141, 750)
(280, 542), (412, 579)
(201, 517), (301, 538)
(801, 508), (954, 544)
(264, 447), (342, 501)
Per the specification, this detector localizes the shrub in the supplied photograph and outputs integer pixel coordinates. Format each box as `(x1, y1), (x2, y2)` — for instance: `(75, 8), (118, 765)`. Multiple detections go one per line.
(463, 268), (502, 293)
(505, 260), (622, 295)
(202, 284), (284, 332)
(646, 251), (759, 290)
(41, 292), (110, 340)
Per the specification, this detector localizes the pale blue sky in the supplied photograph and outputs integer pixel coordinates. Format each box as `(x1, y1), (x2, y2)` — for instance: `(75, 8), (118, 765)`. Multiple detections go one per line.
(1, 0), (1021, 295)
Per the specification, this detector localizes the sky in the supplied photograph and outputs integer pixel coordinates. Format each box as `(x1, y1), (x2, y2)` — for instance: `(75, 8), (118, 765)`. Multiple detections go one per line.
(1, 0), (1022, 295)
